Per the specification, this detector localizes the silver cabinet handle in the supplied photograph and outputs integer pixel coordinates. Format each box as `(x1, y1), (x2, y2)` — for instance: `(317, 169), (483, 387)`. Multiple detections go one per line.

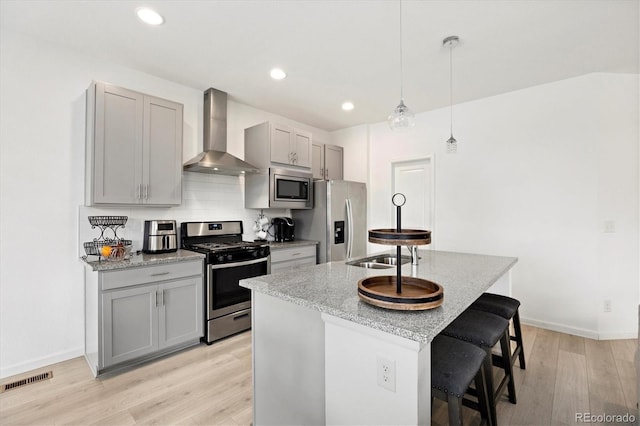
(138, 184), (142, 200)
(144, 184), (149, 200)
(150, 271), (170, 277)
(155, 290), (159, 307)
(325, 168), (328, 179)
(160, 289), (165, 306)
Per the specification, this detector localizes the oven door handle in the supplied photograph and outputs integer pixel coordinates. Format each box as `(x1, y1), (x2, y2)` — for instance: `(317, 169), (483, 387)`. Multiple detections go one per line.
(208, 257), (269, 270)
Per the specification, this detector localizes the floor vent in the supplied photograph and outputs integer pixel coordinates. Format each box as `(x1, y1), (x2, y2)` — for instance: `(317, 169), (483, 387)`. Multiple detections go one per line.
(1, 371), (53, 393)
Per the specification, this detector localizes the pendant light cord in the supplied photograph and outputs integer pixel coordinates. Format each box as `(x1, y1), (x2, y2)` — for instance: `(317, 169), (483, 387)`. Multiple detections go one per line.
(449, 41), (453, 136)
(399, 0), (404, 102)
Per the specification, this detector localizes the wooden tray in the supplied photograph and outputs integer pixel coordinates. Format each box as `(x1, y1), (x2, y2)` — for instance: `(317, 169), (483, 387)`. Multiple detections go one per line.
(357, 276), (443, 311)
(368, 229), (431, 246)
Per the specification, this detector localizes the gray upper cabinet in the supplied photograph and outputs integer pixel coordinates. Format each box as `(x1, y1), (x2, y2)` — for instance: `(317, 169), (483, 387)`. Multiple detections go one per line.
(86, 81), (183, 206)
(312, 142), (324, 179)
(312, 142), (343, 180)
(245, 121), (312, 169)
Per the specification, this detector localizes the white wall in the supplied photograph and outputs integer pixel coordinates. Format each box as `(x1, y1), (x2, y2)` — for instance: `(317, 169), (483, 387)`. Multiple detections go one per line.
(362, 73), (639, 339)
(0, 30), (330, 378)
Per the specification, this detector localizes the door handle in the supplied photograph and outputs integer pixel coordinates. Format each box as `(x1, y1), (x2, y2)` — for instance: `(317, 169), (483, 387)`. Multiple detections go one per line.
(345, 199), (353, 259)
(144, 184), (149, 200)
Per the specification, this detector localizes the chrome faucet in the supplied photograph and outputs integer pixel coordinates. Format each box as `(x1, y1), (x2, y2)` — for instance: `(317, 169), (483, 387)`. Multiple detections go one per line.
(407, 245), (419, 266)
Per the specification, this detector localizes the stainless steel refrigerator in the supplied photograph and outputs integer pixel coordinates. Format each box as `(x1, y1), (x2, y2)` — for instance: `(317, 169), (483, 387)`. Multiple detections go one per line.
(292, 180), (367, 263)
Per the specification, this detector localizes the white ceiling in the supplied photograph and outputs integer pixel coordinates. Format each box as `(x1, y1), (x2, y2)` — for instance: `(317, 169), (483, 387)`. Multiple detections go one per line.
(1, 0), (638, 131)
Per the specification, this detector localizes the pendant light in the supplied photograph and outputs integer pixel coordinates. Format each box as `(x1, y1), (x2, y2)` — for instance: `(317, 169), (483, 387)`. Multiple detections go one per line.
(443, 35), (459, 153)
(388, 0), (415, 131)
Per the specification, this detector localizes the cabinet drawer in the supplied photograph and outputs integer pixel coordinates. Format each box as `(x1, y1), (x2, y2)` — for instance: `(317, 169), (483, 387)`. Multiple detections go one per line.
(101, 260), (203, 291)
(270, 245), (316, 263)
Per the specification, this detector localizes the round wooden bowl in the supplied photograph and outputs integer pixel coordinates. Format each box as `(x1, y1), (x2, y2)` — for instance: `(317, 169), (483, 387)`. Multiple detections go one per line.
(368, 229), (431, 246)
(357, 276), (443, 311)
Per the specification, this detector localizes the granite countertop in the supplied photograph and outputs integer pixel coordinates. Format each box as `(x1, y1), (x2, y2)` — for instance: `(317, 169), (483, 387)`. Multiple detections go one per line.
(240, 250), (517, 343)
(266, 239), (318, 250)
(83, 249), (205, 272)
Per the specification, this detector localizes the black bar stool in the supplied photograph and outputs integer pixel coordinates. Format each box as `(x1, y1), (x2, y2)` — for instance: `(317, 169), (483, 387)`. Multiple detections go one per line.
(442, 309), (516, 426)
(470, 292), (526, 369)
(431, 334), (492, 426)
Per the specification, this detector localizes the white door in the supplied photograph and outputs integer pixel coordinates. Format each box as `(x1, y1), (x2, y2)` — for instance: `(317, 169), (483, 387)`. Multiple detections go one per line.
(391, 158), (433, 234)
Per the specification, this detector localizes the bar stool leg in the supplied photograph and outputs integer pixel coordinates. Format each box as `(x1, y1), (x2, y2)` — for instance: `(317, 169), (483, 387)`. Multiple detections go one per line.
(482, 348), (498, 426)
(474, 363), (493, 426)
(513, 310), (526, 369)
(499, 329), (517, 404)
(447, 396), (464, 426)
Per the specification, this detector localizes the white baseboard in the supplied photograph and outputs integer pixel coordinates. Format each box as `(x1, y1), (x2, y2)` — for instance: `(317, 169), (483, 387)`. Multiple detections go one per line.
(521, 317), (637, 340)
(521, 317), (600, 340)
(0, 347), (84, 380)
(597, 330), (639, 340)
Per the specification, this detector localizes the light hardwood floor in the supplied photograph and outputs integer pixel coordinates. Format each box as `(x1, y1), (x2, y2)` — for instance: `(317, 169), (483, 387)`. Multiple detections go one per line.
(0, 325), (637, 425)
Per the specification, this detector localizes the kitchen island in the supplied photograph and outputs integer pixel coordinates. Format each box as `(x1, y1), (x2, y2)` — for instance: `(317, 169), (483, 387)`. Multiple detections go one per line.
(240, 249), (517, 425)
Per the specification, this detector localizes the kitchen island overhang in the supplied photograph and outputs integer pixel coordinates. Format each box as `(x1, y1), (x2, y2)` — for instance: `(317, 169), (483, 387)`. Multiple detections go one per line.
(241, 250), (518, 425)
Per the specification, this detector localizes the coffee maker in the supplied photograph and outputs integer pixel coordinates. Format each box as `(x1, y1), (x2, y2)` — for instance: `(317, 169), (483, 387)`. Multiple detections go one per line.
(272, 217), (295, 242)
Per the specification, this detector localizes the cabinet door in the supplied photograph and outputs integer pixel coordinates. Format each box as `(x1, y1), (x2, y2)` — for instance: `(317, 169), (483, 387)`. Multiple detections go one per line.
(270, 124), (294, 165)
(102, 285), (157, 368)
(158, 276), (203, 349)
(324, 145), (343, 180)
(311, 143), (324, 179)
(143, 96), (183, 205)
(93, 83), (144, 204)
(293, 130), (311, 168)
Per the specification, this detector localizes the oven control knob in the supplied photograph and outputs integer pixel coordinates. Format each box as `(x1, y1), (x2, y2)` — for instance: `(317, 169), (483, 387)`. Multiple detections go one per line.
(217, 255), (225, 263)
(252, 250), (258, 258)
(226, 254), (233, 261)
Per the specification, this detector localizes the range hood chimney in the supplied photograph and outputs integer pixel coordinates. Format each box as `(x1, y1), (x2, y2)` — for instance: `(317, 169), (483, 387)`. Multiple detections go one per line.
(183, 88), (259, 175)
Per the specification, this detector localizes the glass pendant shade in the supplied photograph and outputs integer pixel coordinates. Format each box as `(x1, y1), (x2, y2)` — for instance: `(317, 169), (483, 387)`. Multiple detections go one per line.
(388, 99), (415, 131)
(446, 134), (457, 154)
(388, 0), (414, 132)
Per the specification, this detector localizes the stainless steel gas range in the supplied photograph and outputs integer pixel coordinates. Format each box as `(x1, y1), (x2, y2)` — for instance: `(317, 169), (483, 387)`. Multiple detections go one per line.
(181, 221), (270, 344)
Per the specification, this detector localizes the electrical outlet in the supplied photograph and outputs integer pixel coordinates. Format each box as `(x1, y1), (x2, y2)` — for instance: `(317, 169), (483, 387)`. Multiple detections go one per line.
(603, 220), (616, 233)
(377, 356), (396, 392)
(604, 299), (612, 313)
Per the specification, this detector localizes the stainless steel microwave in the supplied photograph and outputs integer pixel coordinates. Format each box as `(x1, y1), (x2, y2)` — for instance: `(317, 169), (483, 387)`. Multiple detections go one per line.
(245, 167), (313, 209)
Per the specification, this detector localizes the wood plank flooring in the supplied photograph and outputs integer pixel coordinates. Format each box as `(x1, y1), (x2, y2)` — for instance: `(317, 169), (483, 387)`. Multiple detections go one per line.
(1, 325), (637, 425)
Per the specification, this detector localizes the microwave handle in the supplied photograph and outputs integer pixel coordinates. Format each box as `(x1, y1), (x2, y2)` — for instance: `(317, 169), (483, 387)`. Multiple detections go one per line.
(345, 198), (354, 260)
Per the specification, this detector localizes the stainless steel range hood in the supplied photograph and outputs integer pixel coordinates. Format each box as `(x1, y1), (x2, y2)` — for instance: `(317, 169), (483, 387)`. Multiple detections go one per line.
(183, 88), (259, 176)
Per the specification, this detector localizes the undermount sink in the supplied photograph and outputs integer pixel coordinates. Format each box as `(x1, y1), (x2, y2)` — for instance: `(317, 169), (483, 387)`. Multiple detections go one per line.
(346, 254), (411, 269)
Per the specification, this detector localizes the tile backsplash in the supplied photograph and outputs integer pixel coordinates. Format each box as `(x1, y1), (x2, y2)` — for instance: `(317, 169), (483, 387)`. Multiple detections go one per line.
(79, 172), (289, 256)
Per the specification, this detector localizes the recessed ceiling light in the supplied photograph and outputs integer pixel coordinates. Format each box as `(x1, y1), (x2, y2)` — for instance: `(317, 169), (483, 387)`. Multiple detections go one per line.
(136, 7), (164, 25)
(342, 102), (354, 111)
(270, 68), (287, 80)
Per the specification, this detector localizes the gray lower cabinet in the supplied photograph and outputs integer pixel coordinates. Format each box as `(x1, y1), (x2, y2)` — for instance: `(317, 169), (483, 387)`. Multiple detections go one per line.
(102, 285), (157, 367)
(270, 245), (317, 273)
(85, 259), (203, 376)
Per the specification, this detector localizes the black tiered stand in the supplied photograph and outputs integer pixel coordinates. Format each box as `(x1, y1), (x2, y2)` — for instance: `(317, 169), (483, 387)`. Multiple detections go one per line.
(357, 194), (443, 311)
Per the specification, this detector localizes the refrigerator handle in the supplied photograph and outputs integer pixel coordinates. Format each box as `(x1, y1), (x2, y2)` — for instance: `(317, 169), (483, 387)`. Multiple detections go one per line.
(346, 198), (354, 259)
